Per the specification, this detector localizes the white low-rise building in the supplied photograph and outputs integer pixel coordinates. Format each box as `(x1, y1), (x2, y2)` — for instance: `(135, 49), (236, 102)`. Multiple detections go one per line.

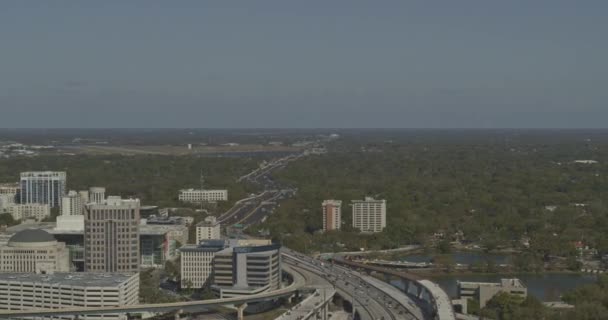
(0, 229), (70, 273)
(0, 272), (139, 320)
(8, 203), (50, 221)
(458, 278), (527, 308)
(0, 194), (16, 213)
(196, 216), (221, 243)
(179, 189), (228, 203)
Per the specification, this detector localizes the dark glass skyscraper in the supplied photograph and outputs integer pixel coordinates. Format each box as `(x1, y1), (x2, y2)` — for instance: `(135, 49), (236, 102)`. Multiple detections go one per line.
(20, 171), (66, 208)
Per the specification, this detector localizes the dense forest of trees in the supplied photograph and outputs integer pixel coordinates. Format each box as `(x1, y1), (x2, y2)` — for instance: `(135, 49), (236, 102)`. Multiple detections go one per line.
(0, 155), (259, 209)
(257, 132), (608, 258)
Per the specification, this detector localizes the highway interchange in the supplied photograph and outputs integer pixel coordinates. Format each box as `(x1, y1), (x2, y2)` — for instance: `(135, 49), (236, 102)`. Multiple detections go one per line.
(282, 249), (426, 320)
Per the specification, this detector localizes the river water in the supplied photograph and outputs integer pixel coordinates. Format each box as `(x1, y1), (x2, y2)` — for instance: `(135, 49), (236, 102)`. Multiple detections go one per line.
(389, 252), (598, 301)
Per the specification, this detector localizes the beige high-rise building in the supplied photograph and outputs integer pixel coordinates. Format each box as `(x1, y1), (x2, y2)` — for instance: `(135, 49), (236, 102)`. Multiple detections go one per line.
(322, 200), (342, 232)
(351, 197), (386, 233)
(84, 196), (140, 273)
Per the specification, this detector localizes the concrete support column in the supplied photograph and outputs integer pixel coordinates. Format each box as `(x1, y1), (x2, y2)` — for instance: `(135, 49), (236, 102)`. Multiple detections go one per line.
(383, 273), (391, 283)
(237, 303), (248, 320)
(418, 288), (425, 300)
(174, 309), (184, 320)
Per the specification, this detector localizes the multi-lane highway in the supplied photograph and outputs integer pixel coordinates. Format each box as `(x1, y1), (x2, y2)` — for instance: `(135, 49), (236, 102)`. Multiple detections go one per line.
(218, 153), (300, 229)
(282, 249), (427, 320)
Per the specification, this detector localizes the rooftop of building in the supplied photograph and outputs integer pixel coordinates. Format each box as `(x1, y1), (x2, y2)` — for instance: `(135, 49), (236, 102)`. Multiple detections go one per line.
(144, 215), (185, 225)
(351, 197), (386, 203)
(4, 221), (56, 235)
(180, 239), (228, 252)
(196, 216), (219, 227)
(458, 278), (526, 288)
(217, 239), (278, 255)
(0, 183), (19, 188)
(9, 229), (56, 243)
(20, 171), (66, 177)
(0, 272), (136, 287)
(4, 220), (184, 237)
(179, 189), (227, 192)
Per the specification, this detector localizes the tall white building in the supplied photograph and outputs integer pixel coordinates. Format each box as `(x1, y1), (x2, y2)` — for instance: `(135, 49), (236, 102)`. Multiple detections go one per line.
(89, 187), (106, 204)
(20, 171), (67, 208)
(196, 216), (221, 243)
(180, 240), (227, 289)
(0, 272), (139, 320)
(351, 197), (386, 233)
(322, 200), (342, 232)
(61, 190), (85, 216)
(8, 203), (50, 221)
(179, 189), (228, 203)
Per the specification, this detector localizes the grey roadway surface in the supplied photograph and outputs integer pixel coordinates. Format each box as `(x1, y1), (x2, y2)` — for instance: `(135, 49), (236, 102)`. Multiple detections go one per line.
(274, 278), (334, 320)
(218, 153), (300, 228)
(283, 249), (424, 320)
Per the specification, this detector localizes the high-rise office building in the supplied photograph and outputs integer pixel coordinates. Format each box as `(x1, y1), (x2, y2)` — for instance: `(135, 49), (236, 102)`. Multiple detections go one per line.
(84, 196), (140, 273)
(61, 190), (85, 216)
(351, 197), (386, 233)
(196, 216), (221, 243)
(89, 187), (106, 204)
(322, 200), (342, 232)
(20, 171), (66, 208)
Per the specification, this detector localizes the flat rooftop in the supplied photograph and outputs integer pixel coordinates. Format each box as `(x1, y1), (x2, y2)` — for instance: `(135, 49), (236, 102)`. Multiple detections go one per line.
(0, 272), (135, 287)
(5, 221), (184, 237)
(458, 278), (526, 288)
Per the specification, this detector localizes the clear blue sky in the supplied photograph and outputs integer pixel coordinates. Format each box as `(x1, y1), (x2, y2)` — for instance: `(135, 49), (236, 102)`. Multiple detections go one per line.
(1, 1), (606, 128)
